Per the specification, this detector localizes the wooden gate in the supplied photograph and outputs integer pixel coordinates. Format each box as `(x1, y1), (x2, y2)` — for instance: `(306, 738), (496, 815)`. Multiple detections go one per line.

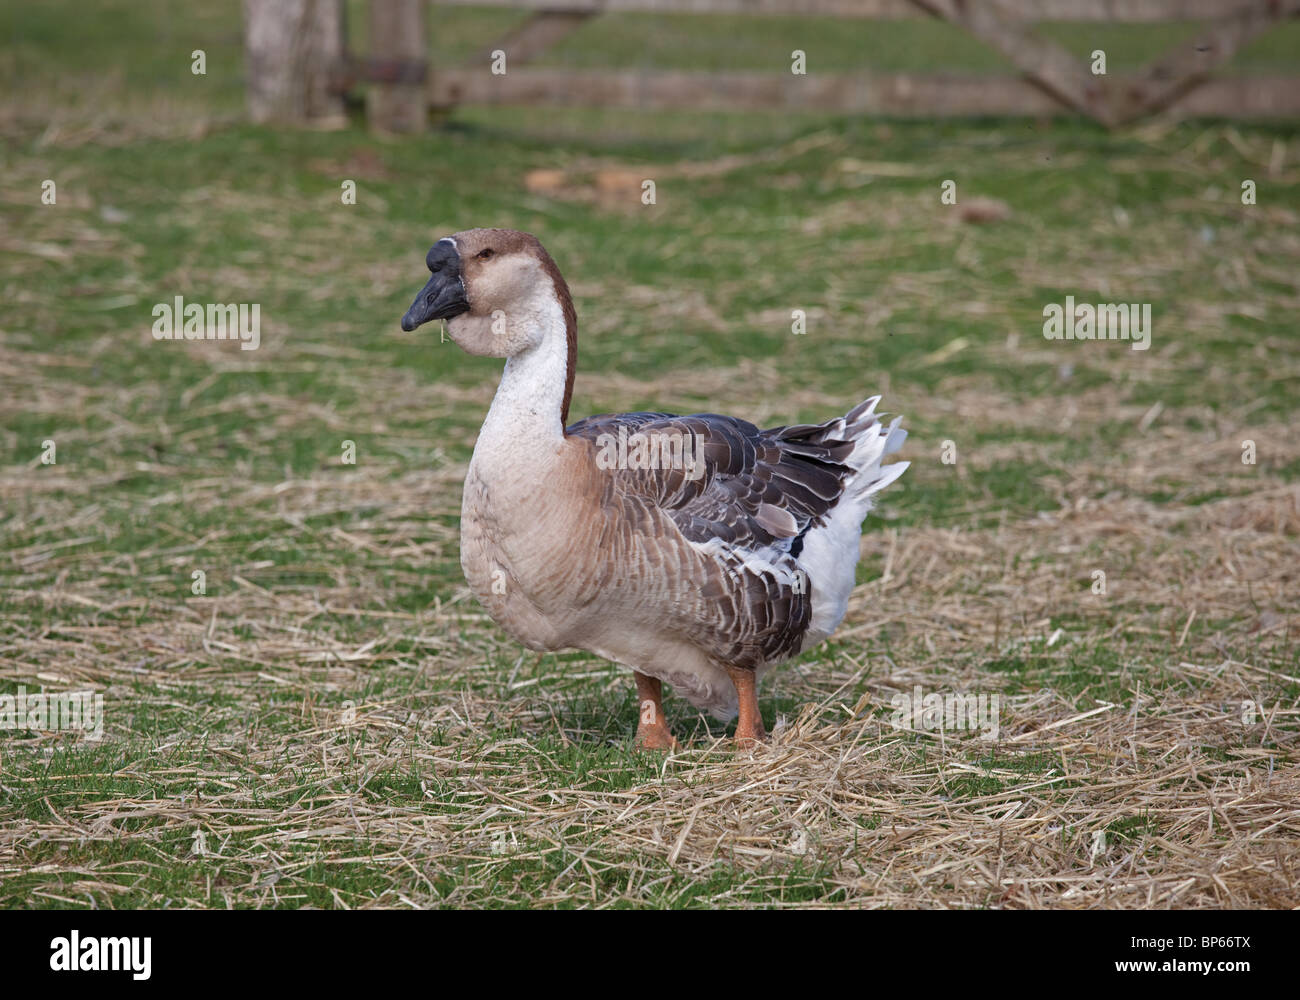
(243, 0), (1300, 130)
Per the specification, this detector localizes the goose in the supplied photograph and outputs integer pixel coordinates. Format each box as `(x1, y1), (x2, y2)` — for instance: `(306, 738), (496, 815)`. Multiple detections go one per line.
(401, 228), (908, 748)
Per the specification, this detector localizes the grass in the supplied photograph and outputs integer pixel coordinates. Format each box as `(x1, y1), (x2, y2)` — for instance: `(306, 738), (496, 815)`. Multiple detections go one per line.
(1, 1), (1298, 909)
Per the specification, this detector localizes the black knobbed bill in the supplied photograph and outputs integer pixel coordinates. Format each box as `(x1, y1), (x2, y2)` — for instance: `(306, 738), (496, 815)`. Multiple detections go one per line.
(401, 240), (470, 331)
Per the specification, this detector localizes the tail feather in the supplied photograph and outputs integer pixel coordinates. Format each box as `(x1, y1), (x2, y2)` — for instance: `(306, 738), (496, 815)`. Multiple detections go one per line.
(849, 414), (908, 499)
(792, 399), (907, 651)
(774, 397), (907, 504)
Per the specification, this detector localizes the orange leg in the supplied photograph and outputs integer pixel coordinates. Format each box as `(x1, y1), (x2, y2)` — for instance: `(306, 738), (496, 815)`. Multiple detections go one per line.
(634, 672), (678, 751)
(726, 666), (768, 747)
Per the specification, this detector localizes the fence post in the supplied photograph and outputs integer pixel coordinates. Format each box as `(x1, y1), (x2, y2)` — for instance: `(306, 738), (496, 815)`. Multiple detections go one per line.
(243, 0), (346, 126)
(367, 0), (428, 133)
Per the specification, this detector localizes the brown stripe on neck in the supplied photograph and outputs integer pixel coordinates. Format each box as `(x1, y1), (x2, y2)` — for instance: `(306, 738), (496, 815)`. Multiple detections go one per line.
(536, 247), (578, 430)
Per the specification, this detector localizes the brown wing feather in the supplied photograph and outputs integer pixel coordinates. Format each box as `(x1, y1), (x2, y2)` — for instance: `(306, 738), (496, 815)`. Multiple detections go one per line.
(565, 409), (871, 666)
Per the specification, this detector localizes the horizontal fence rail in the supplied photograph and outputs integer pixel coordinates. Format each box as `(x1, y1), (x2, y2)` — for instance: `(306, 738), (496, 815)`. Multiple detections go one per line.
(427, 69), (1300, 118)
(428, 0), (1269, 23)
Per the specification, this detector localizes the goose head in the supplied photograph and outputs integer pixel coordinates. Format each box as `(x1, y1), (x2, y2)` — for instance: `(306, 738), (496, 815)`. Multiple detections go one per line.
(400, 228), (574, 360)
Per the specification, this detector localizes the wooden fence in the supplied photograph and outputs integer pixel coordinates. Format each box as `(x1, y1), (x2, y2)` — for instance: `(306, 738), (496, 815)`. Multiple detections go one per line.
(242, 0), (1300, 131)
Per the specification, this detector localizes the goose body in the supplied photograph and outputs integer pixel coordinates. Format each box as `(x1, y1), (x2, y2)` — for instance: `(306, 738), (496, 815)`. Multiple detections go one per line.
(401, 229), (907, 745)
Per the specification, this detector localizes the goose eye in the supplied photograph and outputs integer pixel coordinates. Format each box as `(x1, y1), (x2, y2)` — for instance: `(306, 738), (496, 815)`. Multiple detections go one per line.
(477, 249), (495, 260)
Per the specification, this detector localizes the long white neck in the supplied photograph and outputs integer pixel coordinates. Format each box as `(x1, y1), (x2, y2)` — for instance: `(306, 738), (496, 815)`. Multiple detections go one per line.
(472, 292), (570, 471)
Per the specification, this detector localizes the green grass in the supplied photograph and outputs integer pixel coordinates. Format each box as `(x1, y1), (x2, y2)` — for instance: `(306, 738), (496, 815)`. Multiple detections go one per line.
(1, 1), (1298, 910)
